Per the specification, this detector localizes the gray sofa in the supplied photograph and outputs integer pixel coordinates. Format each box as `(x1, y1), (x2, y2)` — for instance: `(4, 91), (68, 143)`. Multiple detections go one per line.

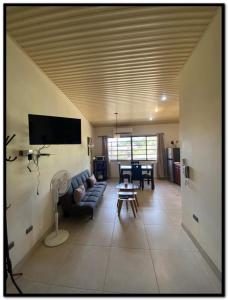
(59, 170), (107, 219)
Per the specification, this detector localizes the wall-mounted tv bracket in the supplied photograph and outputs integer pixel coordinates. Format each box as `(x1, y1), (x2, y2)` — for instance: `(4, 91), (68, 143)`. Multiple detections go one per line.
(6, 134), (17, 162)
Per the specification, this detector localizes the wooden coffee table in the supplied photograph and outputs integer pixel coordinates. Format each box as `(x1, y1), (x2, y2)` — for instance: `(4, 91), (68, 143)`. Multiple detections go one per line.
(116, 183), (140, 191)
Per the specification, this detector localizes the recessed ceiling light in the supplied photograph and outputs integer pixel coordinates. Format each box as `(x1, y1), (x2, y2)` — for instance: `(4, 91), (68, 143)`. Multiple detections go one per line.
(161, 95), (167, 101)
(149, 117), (153, 121)
(155, 107), (158, 113)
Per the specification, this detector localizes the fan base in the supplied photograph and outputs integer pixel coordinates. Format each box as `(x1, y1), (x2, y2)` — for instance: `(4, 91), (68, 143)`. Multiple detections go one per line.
(44, 230), (69, 247)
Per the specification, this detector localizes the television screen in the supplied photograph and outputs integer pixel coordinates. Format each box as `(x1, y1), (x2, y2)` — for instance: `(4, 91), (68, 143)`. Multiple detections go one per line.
(28, 114), (81, 145)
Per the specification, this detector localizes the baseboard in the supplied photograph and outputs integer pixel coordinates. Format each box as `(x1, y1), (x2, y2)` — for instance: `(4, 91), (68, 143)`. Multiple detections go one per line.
(13, 224), (54, 272)
(182, 223), (222, 281)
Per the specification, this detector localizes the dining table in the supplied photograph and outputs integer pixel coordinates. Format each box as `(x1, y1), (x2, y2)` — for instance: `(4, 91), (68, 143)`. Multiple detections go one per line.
(119, 163), (155, 189)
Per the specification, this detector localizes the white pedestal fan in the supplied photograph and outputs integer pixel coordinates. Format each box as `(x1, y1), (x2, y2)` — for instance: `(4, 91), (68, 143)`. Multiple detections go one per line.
(44, 170), (71, 247)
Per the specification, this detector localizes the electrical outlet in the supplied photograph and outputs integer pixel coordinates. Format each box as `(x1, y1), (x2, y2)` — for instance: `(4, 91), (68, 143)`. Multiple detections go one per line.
(8, 241), (14, 250)
(26, 225), (33, 234)
(193, 214), (199, 223)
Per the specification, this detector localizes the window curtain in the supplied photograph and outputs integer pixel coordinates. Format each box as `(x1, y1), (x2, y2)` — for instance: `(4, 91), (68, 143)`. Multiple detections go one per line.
(156, 133), (166, 179)
(102, 136), (110, 178)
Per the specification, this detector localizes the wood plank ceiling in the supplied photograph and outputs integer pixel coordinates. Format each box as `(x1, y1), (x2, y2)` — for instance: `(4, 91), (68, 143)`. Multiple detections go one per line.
(6, 5), (217, 126)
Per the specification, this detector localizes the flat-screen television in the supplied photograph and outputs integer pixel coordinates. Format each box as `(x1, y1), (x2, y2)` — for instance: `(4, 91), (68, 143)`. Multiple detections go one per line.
(28, 114), (81, 145)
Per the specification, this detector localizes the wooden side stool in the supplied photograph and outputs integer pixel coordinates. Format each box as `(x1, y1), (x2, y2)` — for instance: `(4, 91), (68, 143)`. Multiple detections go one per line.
(117, 192), (138, 218)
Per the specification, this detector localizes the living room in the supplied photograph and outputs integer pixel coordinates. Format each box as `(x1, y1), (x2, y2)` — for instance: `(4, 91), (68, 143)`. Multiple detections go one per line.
(5, 4), (223, 295)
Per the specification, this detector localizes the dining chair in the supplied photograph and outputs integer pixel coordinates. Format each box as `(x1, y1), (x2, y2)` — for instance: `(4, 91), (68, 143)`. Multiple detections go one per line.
(131, 161), (140, 165)
(142, 164), (155, 189)
(118, 162), (131, 183)
(131, 164), (144, 190)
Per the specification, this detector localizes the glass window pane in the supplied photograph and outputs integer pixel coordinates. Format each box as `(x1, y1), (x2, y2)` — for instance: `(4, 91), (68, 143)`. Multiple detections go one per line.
(108, 137), (131, 161)
(117, 137), (131, 160)
(147, 136), (157, 160)
(108, 138), (118, 160)
(132, 136), (146, 160)
(133, 155), (147, 160)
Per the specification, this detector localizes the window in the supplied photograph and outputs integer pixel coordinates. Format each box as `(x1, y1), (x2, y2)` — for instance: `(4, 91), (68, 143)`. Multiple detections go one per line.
(108, 136), (157, 161)
(147, 136), (157, 160)
(108, 137), (131, 160)
(132, 137), (147, 160)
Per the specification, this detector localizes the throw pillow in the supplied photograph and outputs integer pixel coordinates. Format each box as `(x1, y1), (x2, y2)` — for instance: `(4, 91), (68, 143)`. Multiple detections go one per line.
(73, 185), (85, 203)
(87, 174), (97, 188)
(83, 179), (88, 191)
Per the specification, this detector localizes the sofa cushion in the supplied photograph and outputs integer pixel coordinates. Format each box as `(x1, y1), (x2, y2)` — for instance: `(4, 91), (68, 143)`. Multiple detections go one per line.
(83, 179), (89, 190)
(87, 174), (97, 188)
(73, 185), (85, 203)
(87, 190), (101, 197)
(81, 194), (98, 202)
(92, 188), (104, 195)
(95, 182), (106, 186)
(93, 184), (105, 189)
(81, 173), (87, 182)
(79, 201), (97, 209)
(76, 176), (83, 187)
(85, 170), (90, 178)
(93, 185), (106, 192)
(71, 176), (79, 190)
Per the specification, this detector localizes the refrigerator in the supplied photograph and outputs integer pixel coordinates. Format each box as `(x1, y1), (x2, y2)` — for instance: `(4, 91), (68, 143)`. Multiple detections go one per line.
(166, 148), (180, 182)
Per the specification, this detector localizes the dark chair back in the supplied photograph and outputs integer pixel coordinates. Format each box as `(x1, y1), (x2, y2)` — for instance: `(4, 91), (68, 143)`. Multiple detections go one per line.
(118, 162), (131, 183)
(131, 161), (140, 165)
(131, 164), (142, 180)
(118, 162), (121, 175)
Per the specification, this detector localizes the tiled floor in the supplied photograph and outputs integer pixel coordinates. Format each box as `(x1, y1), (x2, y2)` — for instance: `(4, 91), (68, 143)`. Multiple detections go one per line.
(7, 179), (221, 295)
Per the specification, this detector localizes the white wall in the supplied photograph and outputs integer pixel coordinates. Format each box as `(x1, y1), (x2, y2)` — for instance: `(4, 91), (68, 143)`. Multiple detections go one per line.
(93, 123), (179, 177)
(6, 36), (93, 267)
(179, 9), (221, 272)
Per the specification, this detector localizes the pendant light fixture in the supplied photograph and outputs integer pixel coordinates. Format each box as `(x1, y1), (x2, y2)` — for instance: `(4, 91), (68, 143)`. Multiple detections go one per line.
(113, 112), (120, 139)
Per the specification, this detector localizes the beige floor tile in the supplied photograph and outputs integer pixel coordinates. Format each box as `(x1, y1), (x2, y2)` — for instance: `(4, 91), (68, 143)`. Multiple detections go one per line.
(104, 247), (159, 293)
(142, 209), (173, 225)
(115, 204), (144, 222)
(111, 219), (149, 249)
(140, 198), (164, 209)
(145, 225), (197, 251)
(159, 198), (181, 210)
(17, 243), (73, 284)
(94, 207), (116, 223)
(99, 197), (117, 209)
(151, 250), (221, 294)
(71, 221), (114, 246)
(6, 277), (51, 294)
(47, 284), (103, 294)
(192, 251), (222, 292)
(55, 245), (109, 290)
(165, 209), (182, 225)
(58, 218), (90, 237)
